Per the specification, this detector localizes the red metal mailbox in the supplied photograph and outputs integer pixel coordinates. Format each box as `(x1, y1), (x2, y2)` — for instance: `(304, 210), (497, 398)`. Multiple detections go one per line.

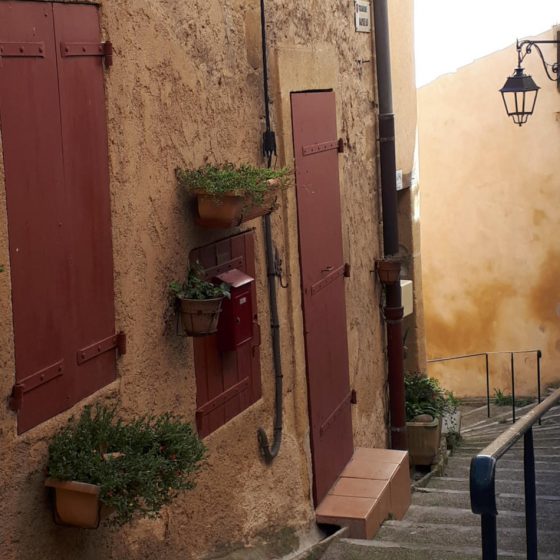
(214, 269), (254, 352)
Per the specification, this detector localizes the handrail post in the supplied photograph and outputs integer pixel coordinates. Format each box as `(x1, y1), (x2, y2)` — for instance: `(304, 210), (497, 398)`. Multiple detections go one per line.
(524, 428), (538, 560)
(537, 350), (542, 426)
(511, 352), (516, 423)
(481, 515), (498, 560)
(470, 455), (498, 560)
(485, 353), (491, 418)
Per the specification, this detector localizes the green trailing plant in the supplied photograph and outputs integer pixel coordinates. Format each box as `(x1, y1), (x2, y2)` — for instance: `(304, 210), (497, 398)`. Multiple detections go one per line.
(493, 388), (533, 408)
(404, 372), (458, 422)
(176, 163), (290, 205)
(170, 263), (230, 301)
(47, 404), (206, 527)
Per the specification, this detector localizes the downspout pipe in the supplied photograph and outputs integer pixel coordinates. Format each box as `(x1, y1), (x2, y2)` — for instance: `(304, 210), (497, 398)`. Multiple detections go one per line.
(256, 0), (283, 463)
(373, 0), (408, 451)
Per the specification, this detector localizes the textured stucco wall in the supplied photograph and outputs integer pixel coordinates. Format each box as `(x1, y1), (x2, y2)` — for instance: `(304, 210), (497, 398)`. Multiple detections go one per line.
(388, 0), (426, 374)
(0, 1), (398, 559)
(419, 28), (560, 397)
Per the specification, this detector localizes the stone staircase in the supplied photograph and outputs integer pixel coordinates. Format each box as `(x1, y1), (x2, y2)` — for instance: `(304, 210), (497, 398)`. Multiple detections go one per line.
(321, 397), (560, 559)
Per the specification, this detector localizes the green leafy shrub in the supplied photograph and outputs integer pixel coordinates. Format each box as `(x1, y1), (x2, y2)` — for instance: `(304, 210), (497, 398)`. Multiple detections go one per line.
(47, 404), (206, 526)
(405, 372), (458, 422)
(170, 263), (230, 301)
(176, 163), (290, 205)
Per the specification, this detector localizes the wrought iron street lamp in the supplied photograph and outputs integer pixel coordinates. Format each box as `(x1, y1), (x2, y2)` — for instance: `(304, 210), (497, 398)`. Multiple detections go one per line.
(500, 32), (560, 126)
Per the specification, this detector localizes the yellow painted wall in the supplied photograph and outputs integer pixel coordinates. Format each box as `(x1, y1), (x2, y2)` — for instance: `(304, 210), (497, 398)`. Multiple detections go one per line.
(388, 0), (427, 374)
(0, 1), (419, 558)
(419, 28), (560, 397)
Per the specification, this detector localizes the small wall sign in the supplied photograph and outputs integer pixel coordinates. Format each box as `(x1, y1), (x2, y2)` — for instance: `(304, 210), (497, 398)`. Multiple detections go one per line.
(355, 0), (371, 33)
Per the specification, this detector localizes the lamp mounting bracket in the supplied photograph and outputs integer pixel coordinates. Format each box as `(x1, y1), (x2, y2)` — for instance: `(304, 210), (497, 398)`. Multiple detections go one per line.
(516, 30), (560, 89)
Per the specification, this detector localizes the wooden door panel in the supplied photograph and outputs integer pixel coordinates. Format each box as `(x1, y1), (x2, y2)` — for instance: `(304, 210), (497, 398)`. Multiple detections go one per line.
(1, 2), (117, 432)
(53, 3), (116, 402)
(0, 1), (69, 432)
(292, 91), (353, 504)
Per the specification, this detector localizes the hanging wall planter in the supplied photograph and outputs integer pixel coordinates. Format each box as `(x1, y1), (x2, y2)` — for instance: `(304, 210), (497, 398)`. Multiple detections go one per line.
(170, 264), (231, 336)
(45, 478), (103, 529)
(176, 164), (290, 229)
(177, 296), (225, 336)
(45, 405), (206, 528)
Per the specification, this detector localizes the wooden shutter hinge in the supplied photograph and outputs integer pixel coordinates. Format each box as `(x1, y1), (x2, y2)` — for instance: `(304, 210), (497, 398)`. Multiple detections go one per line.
(351, 389), (357, 404)
(116, 331), (126, 356)
(8, 384), (23, 412)
(103, 41), (113, 68)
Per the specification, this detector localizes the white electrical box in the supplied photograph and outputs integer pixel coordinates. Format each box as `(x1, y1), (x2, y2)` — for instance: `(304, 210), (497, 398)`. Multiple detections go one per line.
(400, 279), (414, 317)
(396, 169), (403, 191)
(355, 0), (371, 33)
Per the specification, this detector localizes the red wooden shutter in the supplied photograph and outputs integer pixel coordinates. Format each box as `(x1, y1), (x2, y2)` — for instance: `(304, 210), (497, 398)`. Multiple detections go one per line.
(190, 231), (262, 437)
(0, 2), (117, 433)
(52, 4), (117, 404)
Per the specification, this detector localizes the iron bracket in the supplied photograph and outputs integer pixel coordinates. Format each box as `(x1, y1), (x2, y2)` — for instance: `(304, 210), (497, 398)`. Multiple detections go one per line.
(60, 41), (113, 68)
(0, 42), (45, 68)
(77, 331), (126, 365)
(8, 360), (64, 412)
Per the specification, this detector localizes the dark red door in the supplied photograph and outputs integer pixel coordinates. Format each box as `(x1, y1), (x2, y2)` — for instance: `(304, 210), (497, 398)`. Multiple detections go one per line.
(0, 2), (116, 433)
(291, 91), (353, 505)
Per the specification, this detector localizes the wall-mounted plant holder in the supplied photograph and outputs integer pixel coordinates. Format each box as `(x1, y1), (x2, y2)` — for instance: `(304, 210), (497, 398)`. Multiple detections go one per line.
(375, 258), (401, 284)
(195, 191), (277, 229)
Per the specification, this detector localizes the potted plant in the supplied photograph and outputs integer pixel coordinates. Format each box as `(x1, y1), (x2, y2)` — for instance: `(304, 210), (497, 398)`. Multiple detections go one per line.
(405, 373), (456, 466)
(45, 404), (206, 528)
(176, 163), (290, 228)
(170, 264), (231, 336)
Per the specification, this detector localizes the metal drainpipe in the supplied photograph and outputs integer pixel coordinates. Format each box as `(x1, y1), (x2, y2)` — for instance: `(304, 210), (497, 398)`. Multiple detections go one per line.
(256, 0), (283, 463)
(372, 0), (407, 450)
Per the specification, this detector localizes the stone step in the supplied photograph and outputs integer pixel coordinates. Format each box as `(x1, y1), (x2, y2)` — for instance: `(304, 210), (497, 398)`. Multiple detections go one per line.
(448, 456), (560, 470)
(402, 504), (560, 531)
(463, 434), (560, 447)
(454, 450), (560, 460)
(462, 418), (560, 435)
(462, 423), (560, 440)
(411, 487), (560, 513)
(321, 538), (560, 560)
(376, 520), (560, 555)
(458, 442), (560, 454)
(444, 464), (560, 482)
(428, 476), (560, 495)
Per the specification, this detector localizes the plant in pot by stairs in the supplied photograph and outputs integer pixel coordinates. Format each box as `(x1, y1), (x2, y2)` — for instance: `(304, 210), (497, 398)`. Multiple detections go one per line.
(176, 163), (290, 229)
(405, 373), (457, 466)
(170, 264), (231, 336)
(45, 404), (206, 528)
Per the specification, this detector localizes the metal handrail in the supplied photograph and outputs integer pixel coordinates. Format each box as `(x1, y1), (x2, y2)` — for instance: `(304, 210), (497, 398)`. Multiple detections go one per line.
(427, 349), (542, 422)
(470, 387), (560, 560)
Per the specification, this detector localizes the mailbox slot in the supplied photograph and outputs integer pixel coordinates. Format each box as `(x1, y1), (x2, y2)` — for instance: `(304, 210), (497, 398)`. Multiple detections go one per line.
(215, 268), (255, 352)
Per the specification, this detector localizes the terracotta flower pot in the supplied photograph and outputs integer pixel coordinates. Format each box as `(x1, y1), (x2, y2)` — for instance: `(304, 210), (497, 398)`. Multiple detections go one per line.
(194, 180), (280, 229)
(178, 296), (224, 336)
(406, 417), (442, 466)
(195, 192), (245, 228)
(45, 478), (102, 528)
